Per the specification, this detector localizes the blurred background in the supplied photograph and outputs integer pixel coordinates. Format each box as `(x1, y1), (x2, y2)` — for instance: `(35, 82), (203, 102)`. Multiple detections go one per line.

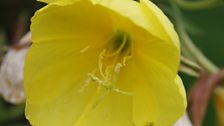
(0, 1), (43, 125)
(0, 0), (224, 126)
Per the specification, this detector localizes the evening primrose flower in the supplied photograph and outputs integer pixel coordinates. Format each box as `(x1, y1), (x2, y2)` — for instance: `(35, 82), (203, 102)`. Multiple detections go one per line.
(25, 0), (187, 126)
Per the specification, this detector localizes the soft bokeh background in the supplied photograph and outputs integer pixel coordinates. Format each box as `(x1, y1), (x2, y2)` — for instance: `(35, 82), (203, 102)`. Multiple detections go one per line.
(0, 1), (43, 125)
(0, 0), (224, 125)
(180, 5), (224, 126)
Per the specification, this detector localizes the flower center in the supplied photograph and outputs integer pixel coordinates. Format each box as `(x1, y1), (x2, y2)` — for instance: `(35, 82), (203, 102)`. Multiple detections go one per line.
(80, 31), (134, 96)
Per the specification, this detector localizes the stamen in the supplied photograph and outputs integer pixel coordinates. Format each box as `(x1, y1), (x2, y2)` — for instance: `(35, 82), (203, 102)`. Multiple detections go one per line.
(84, 63), (135, 96)
(87, 73), (104, 86)
(80, 46), (90, 53)
(123, 55), (132, 66)
(81, 30), (135, 106)
(79, 77), (91, 92)
(114, 88), (135, 96)
(98, 49), (106, 78)
(79, 70), (97, 92)
(111, 63), (135, 96)
(114, 63), (122, 74)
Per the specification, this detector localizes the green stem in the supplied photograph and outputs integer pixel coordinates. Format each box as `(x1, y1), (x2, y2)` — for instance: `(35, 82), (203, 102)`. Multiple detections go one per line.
(179, 64), (200, 77)
(170, 0), (219, 74)
(178, 25), (219, 73)
(175, 0), (223, 10)
(181, 56), (202, 71)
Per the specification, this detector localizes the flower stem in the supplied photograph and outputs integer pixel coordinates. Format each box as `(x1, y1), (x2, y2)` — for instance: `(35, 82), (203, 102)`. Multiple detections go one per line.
(181, 56), (202, 71)
(170, 0), (219, 74)
(175, 0), (223, 10)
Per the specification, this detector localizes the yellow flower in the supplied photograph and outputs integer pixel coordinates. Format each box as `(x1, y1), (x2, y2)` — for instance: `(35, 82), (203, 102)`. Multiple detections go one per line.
(25, 0), (187, 126)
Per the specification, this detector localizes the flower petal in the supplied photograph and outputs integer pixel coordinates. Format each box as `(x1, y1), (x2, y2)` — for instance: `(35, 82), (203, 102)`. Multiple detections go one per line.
(132, 27), (180, 74)
(128, 29), (185, 125)
(131, 56), (186, 126)
(26, 1), (115, 124)
(40, 0), (180, 49)
(90, 0), (179, 48)
(25, 40), (100, 125)
(74, 62), (136, 126)
(139, 0), (179, 48)
(25, 43), (135, 126)
(31, 0), (113, 45)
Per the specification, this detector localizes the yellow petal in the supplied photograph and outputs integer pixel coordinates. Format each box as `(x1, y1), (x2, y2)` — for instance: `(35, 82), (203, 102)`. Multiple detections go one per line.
(25, 43), (135, 126)
(26, 1), (116, 125)
(130, 30), (185, 125)
(139, 0), (180, 48)
(90, 0), (179, 48)
(131, 55), (186, 126)
(73, 67), (134, 126)
(40, 0), (179, 49)
(133, 28), (180, 74)
(73, 93), (133, 126)
(31, 0), (113, 45)
(25, 40), (101, 125)
(26, 2), (134, 125)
